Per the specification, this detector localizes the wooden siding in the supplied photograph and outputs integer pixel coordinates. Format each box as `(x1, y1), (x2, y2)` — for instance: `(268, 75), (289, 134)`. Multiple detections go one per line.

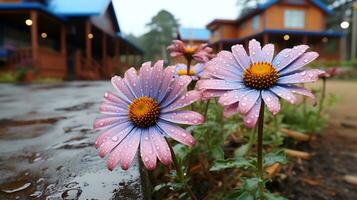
(263, 3), (325, 31)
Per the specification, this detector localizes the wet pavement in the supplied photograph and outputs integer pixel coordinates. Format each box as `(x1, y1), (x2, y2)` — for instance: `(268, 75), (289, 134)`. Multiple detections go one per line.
(0, 82), (148, 200)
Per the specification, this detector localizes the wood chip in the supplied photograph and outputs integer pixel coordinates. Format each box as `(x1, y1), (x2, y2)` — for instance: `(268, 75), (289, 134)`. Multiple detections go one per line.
(343, 175), (357, 185)
(285, 149), (311, 160)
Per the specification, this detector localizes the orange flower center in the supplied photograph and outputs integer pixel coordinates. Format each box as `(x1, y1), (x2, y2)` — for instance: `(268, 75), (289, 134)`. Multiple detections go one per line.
(184, 46), (197, 55)
(243, 62), (278, 89)
(177, 69), (195, 76)
(128, 96), (160, 128)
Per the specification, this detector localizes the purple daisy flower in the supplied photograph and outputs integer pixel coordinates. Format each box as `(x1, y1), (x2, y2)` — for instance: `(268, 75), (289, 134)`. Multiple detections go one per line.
(197, 39), (324, 128)
(174, 63), (206, 80)
(93, 60), (204, 171)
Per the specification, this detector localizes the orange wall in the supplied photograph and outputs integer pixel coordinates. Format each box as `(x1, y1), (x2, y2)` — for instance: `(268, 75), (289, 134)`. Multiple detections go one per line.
(209, 1), (327, 42)
(263, 4), (325, 31)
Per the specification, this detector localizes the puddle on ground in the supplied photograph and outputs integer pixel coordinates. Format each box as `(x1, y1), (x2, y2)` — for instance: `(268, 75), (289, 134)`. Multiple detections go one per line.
(0, 82), (146, 199)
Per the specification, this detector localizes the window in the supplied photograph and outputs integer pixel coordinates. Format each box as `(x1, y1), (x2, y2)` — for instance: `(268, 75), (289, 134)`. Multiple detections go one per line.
(252, 16), (260, 30)
(284, 10), (305, 28)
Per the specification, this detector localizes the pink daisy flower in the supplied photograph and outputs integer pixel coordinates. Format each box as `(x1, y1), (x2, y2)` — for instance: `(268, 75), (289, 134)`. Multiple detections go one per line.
(167, 40), (215, 63)
(174, 63), (206, 80)
(94, 61), (204, 171)
(197, 39), (325, 128)
(319, 67), (343, 78)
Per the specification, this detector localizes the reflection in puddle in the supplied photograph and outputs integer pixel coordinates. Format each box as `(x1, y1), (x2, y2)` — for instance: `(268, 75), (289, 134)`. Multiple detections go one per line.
(0, 82), (145, 199)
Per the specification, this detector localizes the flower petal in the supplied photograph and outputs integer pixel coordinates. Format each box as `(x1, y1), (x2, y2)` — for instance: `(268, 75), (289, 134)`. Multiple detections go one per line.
(95, 121), (133, 149)
(161, 90), (201, 112)
(124, 68), (142, 98)
(279, 52), (319, 76)
(106, 128), (141, 171)
(160, 110), (204, 125)
(157, 120), (195, 147)
(261, 90), (280, 115)
(201, 89), (226, 100)
(273, 45), (309, 71)
(140, 128), (157, 170)
(231, 44), (250, 70)
(243, 97), (262, 128)
(103, 91), (129, 108)
(160, 76), (191, 107)
(218, 88), (250, 106)
(261, 44), (274, 63)
(150, 127), (172, 166)
(285, 85), (316, 104)
(111, 76), (135, 102)
(99, 103), (128, 116)
(278, 69), (325, 84)
(93, 115), (129, 129)
(238, 90), (261, 114)
(206, 52), (243, 80)
(150, 60), (165, 99)
(139, 62), (153, 96)
(223, 102), (239, 118)
(270, 85), (297, 104)
(249, 39), (263, 63)
(98, 124), (134, 158)
(197, 79), (244, 90)
(158, 66), (176, 103)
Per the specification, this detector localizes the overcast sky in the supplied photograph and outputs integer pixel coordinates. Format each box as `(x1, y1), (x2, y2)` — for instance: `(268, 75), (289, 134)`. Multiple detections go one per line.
(113, 0), (238, 36)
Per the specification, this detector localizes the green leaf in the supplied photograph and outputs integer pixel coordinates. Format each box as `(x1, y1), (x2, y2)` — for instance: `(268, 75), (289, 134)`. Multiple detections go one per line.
(264, 192), (288, 200)
(237, 191), (254, 200)
(263, 150), (288, 167)
(243, 177), (259, 192)
(234, 144), (250, 157)
(210, 157), (254, 171)
(210, 144), (225, 160)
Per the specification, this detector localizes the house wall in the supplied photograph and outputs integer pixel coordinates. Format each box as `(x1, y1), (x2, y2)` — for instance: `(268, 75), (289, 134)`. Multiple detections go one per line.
(209, 23), (237, 43)
(264, 3), (325, 31)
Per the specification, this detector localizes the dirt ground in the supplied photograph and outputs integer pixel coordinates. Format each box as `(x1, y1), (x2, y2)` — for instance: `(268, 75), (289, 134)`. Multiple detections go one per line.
(277, 80), (357, 200)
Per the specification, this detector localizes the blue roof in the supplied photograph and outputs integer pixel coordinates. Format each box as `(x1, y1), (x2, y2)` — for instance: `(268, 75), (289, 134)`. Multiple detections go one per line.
(179, 28), (210, 41)
(258, 0), (333, 15)
(47, 0), (110, 16)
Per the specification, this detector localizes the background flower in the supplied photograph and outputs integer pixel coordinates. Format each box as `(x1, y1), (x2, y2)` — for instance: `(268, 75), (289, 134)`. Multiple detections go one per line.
(174, 63), (206, 80)
(167, 40), (215, 63)
(198, 39), (324, 128)
(94, 61), (203, 170)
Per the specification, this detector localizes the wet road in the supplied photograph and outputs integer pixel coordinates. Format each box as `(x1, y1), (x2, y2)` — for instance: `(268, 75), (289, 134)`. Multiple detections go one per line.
(0, 82), (147, 200)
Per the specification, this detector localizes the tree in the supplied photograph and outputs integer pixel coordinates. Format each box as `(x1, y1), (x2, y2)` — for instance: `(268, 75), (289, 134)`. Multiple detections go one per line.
(127, 10), (179, 62)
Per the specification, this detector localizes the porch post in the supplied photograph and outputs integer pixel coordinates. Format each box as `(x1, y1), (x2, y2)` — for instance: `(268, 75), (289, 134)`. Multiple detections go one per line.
(263, 34), (268, 45)
(125, 46), (129, 69)
(85, 20), (92, 64)
(302, 35), (308, 44)
(102, 32), (108, 75)
(60, 25), (67, 56)
(30, 10), (39, 61)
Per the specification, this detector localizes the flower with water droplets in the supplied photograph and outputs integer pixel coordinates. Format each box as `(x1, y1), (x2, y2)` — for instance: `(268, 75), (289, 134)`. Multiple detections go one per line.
(174, 63), (207, 80)
(197, 39), (325, 128)
(94, 60), (204, 170)
(167, 40), (215, 63)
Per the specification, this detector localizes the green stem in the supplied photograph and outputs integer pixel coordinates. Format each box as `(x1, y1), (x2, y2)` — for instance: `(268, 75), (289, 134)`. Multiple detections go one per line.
(257, 101), (265, 200)
(318, 78), (326, 115)
(186, 58), (192, 75)
(203, 99), (210, 119)
(167, 140), (197, 200)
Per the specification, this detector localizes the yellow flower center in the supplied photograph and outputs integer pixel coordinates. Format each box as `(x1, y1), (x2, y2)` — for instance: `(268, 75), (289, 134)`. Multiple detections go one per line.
(184, 46), (197, 55)
(243, 62), (278, 89)
(177, 69), (195, 76)
(128, 96), (160, 128)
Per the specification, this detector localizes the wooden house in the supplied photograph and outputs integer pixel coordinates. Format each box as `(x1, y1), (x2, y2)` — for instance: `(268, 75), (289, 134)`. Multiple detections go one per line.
(0, 0), (143, 80)
(207, 0), (344, 61)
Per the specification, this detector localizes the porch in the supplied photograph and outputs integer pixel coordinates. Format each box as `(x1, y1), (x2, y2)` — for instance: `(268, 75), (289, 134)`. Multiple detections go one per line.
(0, 9), (143, 80)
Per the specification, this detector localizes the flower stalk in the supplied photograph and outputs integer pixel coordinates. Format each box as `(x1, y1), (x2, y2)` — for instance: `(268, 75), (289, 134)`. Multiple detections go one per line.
(257, 101), (265, 200)
(167, 140), (197, 200)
